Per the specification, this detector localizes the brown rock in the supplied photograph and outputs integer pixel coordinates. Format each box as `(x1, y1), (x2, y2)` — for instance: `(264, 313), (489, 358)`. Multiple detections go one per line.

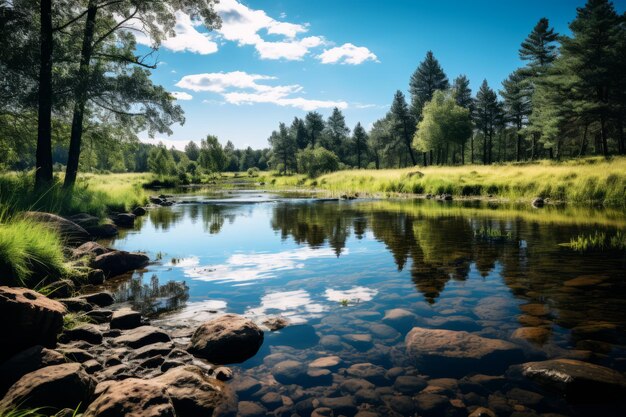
(0, 363), (95, 411)
(511, 326), (550, 344)
(0, 345), (65, 396)
(110, 308), (142, 329)
(113, 326), (171, 348)
(261, 316), (289, 331)
(0, 286), (66, 361)
(563, 275), (607, 288)
(92, 250), (149, 277)
(406, 327), (524, 377)
(85, 378), (175, 417)
(73, 242), (111, 258)
(188, 314), (263, 364)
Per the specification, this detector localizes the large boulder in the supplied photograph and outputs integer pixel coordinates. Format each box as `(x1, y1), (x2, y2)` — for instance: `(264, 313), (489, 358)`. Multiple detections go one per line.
(405, 327), (524, 377)
(0, 286), (66, 361)
(85, 224), (119, 239)
(66, 213), (100, 228)
(155, 365), (237, 417)
(85, 378), (175, 417)
(188, 314), (264, 364)
(73, 242), (111, 259)
(0, 345), (65, 396)
(24, 211), (91, 246)
(0, 363), (95, 412)
(110, 213), (136, 228)
(514, 359), (626, 400)
(110, 308), (142, 329)
(92, 250), (149, 277)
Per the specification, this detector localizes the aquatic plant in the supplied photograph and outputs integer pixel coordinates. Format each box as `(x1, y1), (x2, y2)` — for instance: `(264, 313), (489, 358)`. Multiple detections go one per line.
(473, 227), (513, 241)
(561, 230), (626, 252)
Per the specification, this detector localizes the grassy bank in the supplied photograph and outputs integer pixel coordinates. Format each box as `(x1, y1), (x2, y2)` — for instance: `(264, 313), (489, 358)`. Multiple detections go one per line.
(260, 157), (626, 206)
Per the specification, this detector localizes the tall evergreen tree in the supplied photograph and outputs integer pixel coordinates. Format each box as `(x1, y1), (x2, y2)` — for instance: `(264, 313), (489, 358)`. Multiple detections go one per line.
(323, 107), (350, 158)
(390, 90), (417, 165)
(501, 70), (532, 161)
(452, 75), (473, 111)
(305, 111), (325, 147)
(269, 122), (296, 173)
(519, 17), (559, 76)
(409, 51), (449, 119)
(474, 80), (499, 164)
(290, 117), (308, 149)
(352, 122), (367, 169)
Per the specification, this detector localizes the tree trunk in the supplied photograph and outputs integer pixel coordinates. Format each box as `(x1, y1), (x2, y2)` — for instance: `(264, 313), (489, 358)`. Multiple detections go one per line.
(403, 122), (416, 165)
(470, 133), (474, 164)
(422, 152), (427, 167)
(482, 130), (487, 165)
(64, 1), (98, 188)
(429, 149), (433, 166)
(600, 114), (608, 157)
(531, 133), (538, 160)
(579, 123), (589, 157)
(461, 141), (465, 165)
(548, 147), (553, 159)
(35, 0), (54, 189)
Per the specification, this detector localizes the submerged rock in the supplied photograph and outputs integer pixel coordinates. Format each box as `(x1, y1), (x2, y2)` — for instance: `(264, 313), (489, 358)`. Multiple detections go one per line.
(405, 327), (524, 377)
(0, 363), (95, 411)
(514, 358), (626, 400)
(0, 286), (66, 361)
(262, 316), (289, 331)
(382, 308), (417, 333)
(188, 314), (263, 364)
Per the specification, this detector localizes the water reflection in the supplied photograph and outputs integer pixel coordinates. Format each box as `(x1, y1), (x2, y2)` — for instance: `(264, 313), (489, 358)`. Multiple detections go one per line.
(110, 273), (189, 316)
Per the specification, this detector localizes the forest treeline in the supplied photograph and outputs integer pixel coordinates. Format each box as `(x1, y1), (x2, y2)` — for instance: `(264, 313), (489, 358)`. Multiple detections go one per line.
(268, 0), (626, 175)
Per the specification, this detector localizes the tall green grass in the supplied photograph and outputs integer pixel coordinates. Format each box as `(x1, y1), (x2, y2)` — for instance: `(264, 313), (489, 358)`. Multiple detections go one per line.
(0, 217), (68, 287)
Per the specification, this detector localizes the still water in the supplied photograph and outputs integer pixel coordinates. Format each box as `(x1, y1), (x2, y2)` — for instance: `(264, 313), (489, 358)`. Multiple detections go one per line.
(105, 191), (626, 416)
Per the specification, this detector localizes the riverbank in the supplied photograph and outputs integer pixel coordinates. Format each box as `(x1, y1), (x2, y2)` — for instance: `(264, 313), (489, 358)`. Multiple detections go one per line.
(261, 156), (626, 207)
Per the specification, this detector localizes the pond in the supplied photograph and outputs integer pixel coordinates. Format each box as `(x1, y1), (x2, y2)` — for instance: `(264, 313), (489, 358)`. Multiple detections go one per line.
(104, 191), (626, 416)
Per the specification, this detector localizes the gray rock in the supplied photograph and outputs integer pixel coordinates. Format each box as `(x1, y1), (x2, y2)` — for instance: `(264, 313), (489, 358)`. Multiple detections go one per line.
(343, 333), (374, 351)
(382, 308), (417, 333)
(238, 401), (267, 417)
(272, 360), (307, 385)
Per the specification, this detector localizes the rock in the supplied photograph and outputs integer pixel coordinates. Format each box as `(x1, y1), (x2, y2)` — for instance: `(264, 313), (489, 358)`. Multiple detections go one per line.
(114, 325), (171, 348)
(85, 309), (113, 324)
(519, 303), (550, 317)
(238, 401), (266, 417)
(393, 375), (428, 394)
(86, 269), (106, 285)
(405, 327), (524, 377)
(230, 375), (261, 397)
(213, 366), (233, 381)
(511, 326), (550, 344)
(382, 308), (417, 333)
(531, 197), (544, 207)
(260, 392), (283, 410)
(92, 250), (149, 277)
(319, 335), (344, 351)
(43, 279), (75, 298)
(188, 314), (263, 364)
(78, 291), (114, 307)
(309, 355), (342, 370)
(414, 393), (450, 416)
(473, 296), (512, 321)
(272, 360), (307, 385)
(73, 242), (111, 258)
(131, 342), (173, 360)
(0, 363), (95, 411)
(110, 308), (142, 329)
(132, 206), (147, 216)
(84, 378), (175, 417)
(262, 316), (289, 331)
(506, 387), (543, 407)
(59, 297), (93, 312)
(60, 324), (103, 345)
(67, 213), (100, 228)
(341, 378), (375, 394)
(0, 286), (66, 361)
(469, 407), (497, 417)
(306, 368), (333, 386)
(354, 388), (381, 405)
(57, 347), (95, 363)
(0, 345), (65, 396)
(563, 275), (607, 288)
(343, 333), (373, 351)
(388, 395), (416, 415)
(111, 213), (136, 228)
(154, 365), (237, 417)
(369, 323), (400, 340)
(515, 358), (626, 400)
(83, 359), (102, 374)
(346, 363), (390, 386)
(24, 212), (91, 246)
(84, 224), (119, 239)
(317, 396), (357, 417)
(311, 407), (333, 417)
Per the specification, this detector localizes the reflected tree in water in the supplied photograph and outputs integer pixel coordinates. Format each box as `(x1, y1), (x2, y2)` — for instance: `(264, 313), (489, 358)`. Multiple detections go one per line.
(112, 273), (189, 317)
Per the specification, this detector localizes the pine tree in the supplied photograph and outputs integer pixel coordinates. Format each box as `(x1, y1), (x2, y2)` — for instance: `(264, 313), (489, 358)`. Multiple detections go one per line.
(305, 111), (325, 147)
(290, 117), (308, 150)
(352, 122), (367, 169)
(323, 107), (350, 159)
(452, 75), (473, 111)
(409, 51), (449, 119)
(519, 17), (559, 76)
(269, 122), (297, 174)
(390, 90), (417, 165)
(501, 70), (532, 161)
(474, 80), (499, 164)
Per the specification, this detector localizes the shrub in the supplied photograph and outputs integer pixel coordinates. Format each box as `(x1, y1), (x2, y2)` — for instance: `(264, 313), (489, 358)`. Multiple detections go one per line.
(297, 146), (340, 178)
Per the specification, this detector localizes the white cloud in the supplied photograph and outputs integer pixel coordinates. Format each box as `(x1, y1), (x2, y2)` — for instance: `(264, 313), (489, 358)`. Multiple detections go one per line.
(170, 91), (193, 100)
(319, 43), (378, 65)
(215, 0), (321, 60)
(127, 11), (218, 55)
(176, 71), (347, 111)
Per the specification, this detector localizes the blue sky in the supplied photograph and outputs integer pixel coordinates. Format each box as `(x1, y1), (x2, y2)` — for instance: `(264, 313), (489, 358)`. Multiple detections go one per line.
(138, 0), (626, 150)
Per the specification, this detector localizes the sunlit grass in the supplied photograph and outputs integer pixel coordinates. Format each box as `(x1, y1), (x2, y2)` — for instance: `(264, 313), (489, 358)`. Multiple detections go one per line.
(561, 230), (626, 252)
(261, 157), (626, 206)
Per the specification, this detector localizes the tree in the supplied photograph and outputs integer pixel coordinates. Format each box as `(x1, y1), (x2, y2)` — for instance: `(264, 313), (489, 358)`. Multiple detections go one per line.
(305, 111), (325, 147)
(474, 80), (500, 164)
(322, 107), (350, 159)
(148, 143), (174, 176)
(297, 146), (339, 178)
(409, 51), (449, 119)
(184, 141), (200, 161)
(519, 18), (559, 76)
(198, 134), (226, 174)
(501, 70), (532, 161)
(368, 117), (393, 169)
(290, 117), (308, 149)
(452, 75), (473, 111)
(269, 122), (296, 174)
(413, 90), (472, 164)
(35, 0), (54, 188)
(390, 90), (417, 165)
(352, 122), (368, 169)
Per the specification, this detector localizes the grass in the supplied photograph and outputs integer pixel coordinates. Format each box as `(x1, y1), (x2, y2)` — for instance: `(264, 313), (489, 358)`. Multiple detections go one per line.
(0, 217), (68, 287)
(561, 231), (626, 252)
(63, 312), (94, 330)
(0, 409), (46, 417)
(260, 157), (626, 207)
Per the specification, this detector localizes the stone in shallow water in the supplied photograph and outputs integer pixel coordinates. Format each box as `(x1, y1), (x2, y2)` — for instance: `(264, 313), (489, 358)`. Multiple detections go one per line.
(405, 327), (524, 377)
(519, 303), (550, 317)
(272, 360), (306, 385)
(319, 335), (344, 351)
(340, 378), (375, 394)
(262, 316), (289, 331)
(368, 323), (401, 340)
(393, 375), (428, 394)
(343, 333), (374, 351)
(317, 396), (357, 417)
(514, 358), (626, 400)
(260, 392), (283, 410)
(413, 392), (450, 416)
(238, 401), (267, 417)
(230, 375), (261, 398)
(346, 363), (390, 386)
(511, 326), (550, 344)
(473, 296), (512, 321)
(309, 355), (343, 370)
(563, 275), (607, 288)
(382, 308), (417, 333)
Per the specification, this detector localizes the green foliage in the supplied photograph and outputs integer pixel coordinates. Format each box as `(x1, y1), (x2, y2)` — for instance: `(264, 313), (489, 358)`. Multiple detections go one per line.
(297, 146), (340, 178)
(198, 135), (227, 174)
(0, 217), (67, 288)
(0, 408), (47, 417)
(63, 312), (94, 331)
(409, 50), (450, 119)
(148, 144), (176, 177)
(269, 123), (297, 174)
(562, 230), (626, 252)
